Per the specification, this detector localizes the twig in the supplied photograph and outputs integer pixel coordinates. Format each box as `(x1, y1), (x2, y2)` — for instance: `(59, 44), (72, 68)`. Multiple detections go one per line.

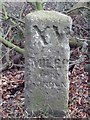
(0, 11), (25, 24)
(0, 10), (25, 35)
(4, 26), (12, 39)
(20, 3), (26, 19)
(16, 23), (25, 35)
(0, 47), (15, 61)
(65, 6), (90, 15)
(69, 54), (87, 67)
(75, 37), (90, 42)
(13, 64), (24, 68)
(0, 62), (12, 73)
(8, 18), (25, 35)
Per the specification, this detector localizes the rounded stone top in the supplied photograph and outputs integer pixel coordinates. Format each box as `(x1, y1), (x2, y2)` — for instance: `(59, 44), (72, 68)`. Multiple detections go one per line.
(26, 10), (72, 25)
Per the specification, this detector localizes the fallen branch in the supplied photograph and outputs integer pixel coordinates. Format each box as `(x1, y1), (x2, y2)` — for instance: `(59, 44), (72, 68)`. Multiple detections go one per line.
(69, 37), (90, 48)
(65, 2), (90, 15)
(0, 36), (25, 54)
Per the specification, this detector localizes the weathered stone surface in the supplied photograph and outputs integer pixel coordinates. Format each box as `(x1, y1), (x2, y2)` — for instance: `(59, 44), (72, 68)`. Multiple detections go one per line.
(25, 11), (72, 117)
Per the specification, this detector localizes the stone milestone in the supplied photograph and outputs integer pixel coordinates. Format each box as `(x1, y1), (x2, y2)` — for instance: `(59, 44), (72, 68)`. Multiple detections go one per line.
(25, 11), (72, 117)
